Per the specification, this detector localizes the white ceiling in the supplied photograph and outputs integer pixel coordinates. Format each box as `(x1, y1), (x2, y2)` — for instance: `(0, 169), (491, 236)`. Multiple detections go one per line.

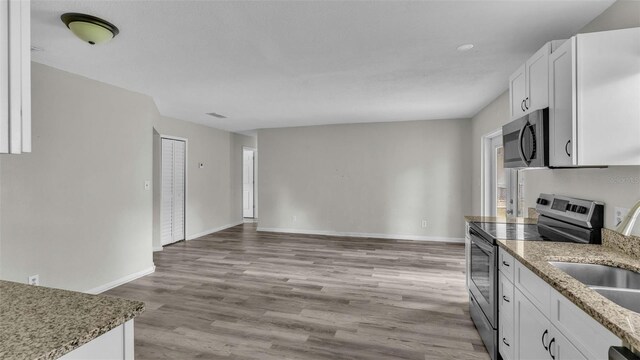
(31, 0), (614, 133)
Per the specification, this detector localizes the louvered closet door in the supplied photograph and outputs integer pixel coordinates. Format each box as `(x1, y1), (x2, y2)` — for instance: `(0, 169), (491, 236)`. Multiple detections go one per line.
(161, 138), (186, 246)
(172, 140), (185, 241)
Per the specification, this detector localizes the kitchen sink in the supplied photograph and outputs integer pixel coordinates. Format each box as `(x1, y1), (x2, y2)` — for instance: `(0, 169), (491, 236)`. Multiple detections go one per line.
(549, 262), (640, 290)
(591, 287), (640, 313)
(550, 262), (640, 313)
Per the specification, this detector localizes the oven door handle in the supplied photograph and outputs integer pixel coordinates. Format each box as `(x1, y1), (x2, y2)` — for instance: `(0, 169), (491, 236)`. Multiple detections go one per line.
(471, 233), (495, 253)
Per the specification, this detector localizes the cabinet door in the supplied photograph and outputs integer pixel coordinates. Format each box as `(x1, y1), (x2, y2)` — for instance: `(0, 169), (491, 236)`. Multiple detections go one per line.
(509, 64), (527, 120)
(576, 27), (640, 166)
(499, 273), (515, 360)
(548, 330), (588, 360)
(548, 38), (576, 167)
(515, 289), (551, 360)
(525, 44), (550, 113)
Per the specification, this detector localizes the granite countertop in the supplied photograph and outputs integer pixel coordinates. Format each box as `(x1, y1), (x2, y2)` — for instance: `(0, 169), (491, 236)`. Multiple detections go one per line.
(464, 215), (539, 224)
(0, 280), (144, 360)
(498, 236), (640, 351)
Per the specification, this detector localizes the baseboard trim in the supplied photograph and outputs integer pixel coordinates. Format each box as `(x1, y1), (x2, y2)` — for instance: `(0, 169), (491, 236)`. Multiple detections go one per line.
(86, 265), (156, 295)
(256, 227), (464, 243)
(186, 221), (244, 240)
(153, 246), (163, 252)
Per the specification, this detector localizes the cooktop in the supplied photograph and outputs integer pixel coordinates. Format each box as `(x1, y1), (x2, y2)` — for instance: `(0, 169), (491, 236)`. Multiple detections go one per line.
(471, 222), (545, 241)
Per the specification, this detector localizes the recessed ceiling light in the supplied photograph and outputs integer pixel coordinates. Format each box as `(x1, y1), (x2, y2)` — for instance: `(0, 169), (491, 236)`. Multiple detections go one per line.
(61, 13), (119, 45)
(457, 44), (474, 52)
(206, 112), (227, 119)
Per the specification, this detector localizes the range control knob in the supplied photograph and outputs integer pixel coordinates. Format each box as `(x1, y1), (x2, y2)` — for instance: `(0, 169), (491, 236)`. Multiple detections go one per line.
(536, 198), (549, 205)
(578, 206), (588, 214)
(570, 204), (579, 212)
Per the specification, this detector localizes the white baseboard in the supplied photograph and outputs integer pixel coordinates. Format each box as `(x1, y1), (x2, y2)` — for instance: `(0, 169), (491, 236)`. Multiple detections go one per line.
(86, 265), (156, 295)
(256, 227), (464, 243)
(186, 221), (244, 240)
(153, 246), (163, 252)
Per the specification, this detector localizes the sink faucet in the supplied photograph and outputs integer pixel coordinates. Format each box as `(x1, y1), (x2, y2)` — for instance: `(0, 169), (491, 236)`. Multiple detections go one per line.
(616, 200), (640, 236)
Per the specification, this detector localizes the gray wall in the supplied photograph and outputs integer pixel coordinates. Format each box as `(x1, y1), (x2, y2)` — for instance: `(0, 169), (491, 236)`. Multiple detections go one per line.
(471, 0), (640, 234)
(258, 119), (472, 240)
(151, 116), (256, 249)
(0, 63), (155, 291)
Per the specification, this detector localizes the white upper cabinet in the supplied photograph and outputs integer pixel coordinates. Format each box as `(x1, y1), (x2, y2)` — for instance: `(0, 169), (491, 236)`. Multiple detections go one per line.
(509, 64), (527, 119)
(525, 45), (551, 115)
(548, 39), (575, 167)
(549, 27), (640, 167)
(0, 0), (31, 154)
(509, 41), (563, 120)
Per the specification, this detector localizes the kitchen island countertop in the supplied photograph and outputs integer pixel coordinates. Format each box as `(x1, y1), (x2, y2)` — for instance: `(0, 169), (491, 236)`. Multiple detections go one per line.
(0, 280), (144, 360)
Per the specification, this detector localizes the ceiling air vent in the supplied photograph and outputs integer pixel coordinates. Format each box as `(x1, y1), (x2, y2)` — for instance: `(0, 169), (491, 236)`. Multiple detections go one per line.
(206, 112), (227, 119)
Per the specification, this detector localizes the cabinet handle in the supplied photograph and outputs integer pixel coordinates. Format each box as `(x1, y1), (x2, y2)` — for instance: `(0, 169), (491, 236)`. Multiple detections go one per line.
(502, 261), (510, 267)
(521, 100), (526, 112)
(542, 329), (549, 350)
(548, 338), (556, 359)
(503, 338), (510, 347)
(502, 295), (510, 303)
(525, 97), (530, 109)
(565, 140), (571, 157)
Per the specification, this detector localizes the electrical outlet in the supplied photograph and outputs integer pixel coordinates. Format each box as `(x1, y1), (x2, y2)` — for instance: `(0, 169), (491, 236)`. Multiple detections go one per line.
(144, 180), (151, 190)
(421, 219), (428, 228)
(28, 274), (39, 286)
(615, 207), (630, 227)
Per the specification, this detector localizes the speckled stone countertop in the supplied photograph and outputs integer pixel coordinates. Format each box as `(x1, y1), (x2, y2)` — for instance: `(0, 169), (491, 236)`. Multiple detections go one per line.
(0, 280), (144, 360)
(464, 215), (539, 224)
(498, 238), (640, 351)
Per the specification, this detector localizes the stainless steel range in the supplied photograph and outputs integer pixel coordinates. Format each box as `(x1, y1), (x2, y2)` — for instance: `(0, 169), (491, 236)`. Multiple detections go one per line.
(467, 193), (604, 360)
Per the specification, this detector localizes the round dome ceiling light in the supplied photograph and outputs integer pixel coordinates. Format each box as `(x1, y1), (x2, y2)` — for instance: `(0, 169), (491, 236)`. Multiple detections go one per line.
(61, 13), (119, 45)
(457, 44), (475, 52)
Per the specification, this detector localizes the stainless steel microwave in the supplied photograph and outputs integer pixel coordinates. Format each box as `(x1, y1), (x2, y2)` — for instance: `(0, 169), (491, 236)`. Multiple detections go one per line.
(502, 108), (549, 168)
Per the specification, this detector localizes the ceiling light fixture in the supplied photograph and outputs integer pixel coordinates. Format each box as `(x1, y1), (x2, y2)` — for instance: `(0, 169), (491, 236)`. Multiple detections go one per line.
(457, 44), (474, 52)
(61, 13), (119, 45)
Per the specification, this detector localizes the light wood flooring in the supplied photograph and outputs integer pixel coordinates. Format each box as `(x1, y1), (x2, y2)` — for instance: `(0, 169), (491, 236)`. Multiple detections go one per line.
(106, 223), (489, 360)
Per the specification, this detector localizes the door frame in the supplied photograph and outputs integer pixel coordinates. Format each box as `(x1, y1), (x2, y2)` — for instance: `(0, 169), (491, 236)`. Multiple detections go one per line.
(242, 146), (256, 219)
(160, 135), (188, 244)
(481, 128), (503, 217)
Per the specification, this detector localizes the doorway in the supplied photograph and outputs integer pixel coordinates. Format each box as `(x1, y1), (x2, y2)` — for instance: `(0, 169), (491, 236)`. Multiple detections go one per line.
(482, 130), (522, 217)
(242, 147), (256, 219)
(161, 137), (186, 246)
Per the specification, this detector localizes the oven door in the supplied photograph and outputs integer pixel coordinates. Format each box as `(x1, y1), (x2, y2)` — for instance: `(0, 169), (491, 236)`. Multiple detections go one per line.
(468, 228), (497, 327)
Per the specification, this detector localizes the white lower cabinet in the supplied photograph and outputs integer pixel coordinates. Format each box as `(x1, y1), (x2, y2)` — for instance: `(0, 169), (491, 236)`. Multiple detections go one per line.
(60, 320), (134, 360)
(499, 272), (515, 360)
(514, 288), (585, 360)
(514, 288), (555, 360)
(498, 248), (621, 360)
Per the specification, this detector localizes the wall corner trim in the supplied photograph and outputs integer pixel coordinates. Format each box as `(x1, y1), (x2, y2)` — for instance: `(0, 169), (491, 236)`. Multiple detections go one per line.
(186, 221), (244, 241)
(256, 227), (464, 243)
(85, 265), (156, 295)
